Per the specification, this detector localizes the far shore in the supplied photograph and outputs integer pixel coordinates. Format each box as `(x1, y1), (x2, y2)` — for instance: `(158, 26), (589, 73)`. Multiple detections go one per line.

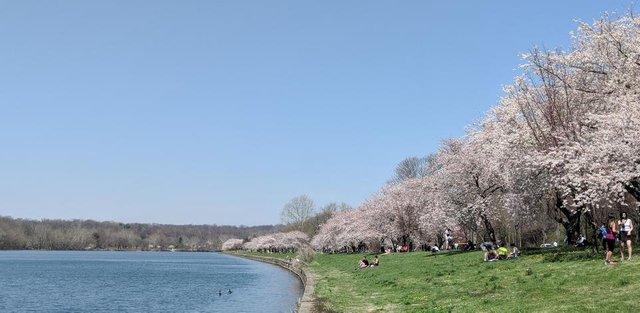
(0, 248), (222, 253)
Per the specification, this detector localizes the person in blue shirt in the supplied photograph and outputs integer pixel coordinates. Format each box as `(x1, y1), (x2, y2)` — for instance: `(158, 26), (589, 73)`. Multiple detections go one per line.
(600, 223), (607, 252)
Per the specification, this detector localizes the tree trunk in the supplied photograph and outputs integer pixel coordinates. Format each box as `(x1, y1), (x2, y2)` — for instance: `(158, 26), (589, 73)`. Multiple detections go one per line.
(480, 213), (496, 242)
(553, 191), (582, 245)
(584, 210), (599, 254)
(625, 180), (640, 201)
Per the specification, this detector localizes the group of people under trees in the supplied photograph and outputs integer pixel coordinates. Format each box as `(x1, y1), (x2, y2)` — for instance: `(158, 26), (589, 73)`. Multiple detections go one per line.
(480, 241), (519, 262)
(600, 212), (634, 266)
(354, 212), (633, 266)
(480, 212), (634, 265)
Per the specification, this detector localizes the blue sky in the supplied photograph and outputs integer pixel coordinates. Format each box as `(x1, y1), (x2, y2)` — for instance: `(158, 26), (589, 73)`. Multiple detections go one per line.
(0, 1), (632, 225)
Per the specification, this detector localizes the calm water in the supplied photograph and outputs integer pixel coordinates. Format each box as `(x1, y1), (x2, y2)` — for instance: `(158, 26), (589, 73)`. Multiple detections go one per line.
(0, 251), (303, 313)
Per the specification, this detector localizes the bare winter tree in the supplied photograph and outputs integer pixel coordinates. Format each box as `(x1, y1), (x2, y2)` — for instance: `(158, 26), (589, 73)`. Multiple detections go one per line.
(281, 195), (316, 231)
(307, 202), (351, 236)
(388, 156), (433, 184)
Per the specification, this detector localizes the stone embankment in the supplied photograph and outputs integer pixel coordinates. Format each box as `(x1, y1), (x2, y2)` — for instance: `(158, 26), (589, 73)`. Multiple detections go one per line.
(228, 253), (316, 313)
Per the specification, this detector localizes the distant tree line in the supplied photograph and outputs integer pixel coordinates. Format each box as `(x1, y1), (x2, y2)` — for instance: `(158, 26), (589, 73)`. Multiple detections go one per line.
(0, 216), (277, 251)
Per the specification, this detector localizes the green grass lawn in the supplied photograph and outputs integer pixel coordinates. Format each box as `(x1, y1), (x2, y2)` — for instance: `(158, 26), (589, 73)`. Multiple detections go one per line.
(310, 248), (640, 312)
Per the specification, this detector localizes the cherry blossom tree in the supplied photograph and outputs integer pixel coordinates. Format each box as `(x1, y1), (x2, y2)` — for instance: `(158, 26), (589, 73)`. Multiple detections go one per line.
(221, 238), (244, 251)
(488, 12), (640, 243)
(430, 131), (508, 243)
(310, 12), (640, 249)
(243, 231), (310, 253)
(312, 178), (453, 252)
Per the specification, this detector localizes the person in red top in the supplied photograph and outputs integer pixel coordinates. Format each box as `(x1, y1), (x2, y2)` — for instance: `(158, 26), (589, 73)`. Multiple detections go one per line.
(605, 214), (618, 265)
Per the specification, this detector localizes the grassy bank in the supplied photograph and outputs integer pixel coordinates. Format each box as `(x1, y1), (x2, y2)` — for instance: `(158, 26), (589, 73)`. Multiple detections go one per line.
(310, 248), (640, 312)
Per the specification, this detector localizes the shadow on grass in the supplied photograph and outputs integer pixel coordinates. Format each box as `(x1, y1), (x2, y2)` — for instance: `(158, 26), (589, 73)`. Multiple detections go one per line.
(422, 250), (477, 258)
(313, 296), (339, 313)
(522, 245), (600, 255)
(419, 246), (603, 263)
(518, 246), (601, 262)
(541, 250), (601, 262)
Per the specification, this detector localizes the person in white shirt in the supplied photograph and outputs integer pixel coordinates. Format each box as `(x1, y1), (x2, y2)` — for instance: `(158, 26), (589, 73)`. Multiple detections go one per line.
(618, 212), (633, 261)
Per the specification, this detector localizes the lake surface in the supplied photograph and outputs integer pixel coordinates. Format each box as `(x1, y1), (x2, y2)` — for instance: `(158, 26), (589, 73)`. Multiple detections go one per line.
(0, 251), (303, 313)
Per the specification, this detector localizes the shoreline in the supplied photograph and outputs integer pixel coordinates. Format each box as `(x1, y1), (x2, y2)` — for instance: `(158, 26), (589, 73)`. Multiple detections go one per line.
(224, 252), (316, 313)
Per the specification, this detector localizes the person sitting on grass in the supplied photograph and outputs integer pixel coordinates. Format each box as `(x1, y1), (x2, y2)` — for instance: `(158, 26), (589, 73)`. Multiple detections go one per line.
(508, 243), (520, 258)
(481, 241), (496, 261)
(370, 255), (379, 267)
(358, 256), (369, 269)
(576, 233), (586, 248)
(462, 240), (475, 251)
(497, 243), (509, 260)
(487, 248), (499, 261)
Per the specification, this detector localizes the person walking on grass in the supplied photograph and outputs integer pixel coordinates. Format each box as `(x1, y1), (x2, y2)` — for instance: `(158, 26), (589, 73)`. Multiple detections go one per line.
(618, 212), (633, 261)
(605, 214), (618, 266)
